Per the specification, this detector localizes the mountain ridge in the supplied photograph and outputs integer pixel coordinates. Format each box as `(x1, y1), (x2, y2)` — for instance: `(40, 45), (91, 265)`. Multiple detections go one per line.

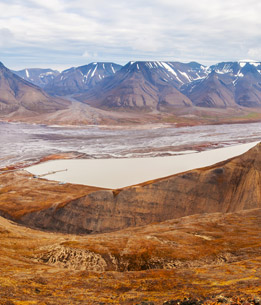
(44, 62), (122, 96)
(75, 60), (261, 110)
(13, 68), (60, 88)
(0, 62), (70, 117)
(2, 59), (261, 124)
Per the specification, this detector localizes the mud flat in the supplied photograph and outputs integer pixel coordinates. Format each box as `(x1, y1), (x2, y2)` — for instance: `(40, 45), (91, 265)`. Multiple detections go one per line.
(1, 121), (261, 168)
(27, 141), (259, 188)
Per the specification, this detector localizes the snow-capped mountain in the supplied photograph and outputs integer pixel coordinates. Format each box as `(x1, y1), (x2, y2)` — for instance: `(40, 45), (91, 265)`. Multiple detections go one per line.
(209, 61), (261, 78)
(75, 60), (261, 110)
(9, 60), (261, 111)
(0, 62), (69, 116)
(75, 61), (199, 110)
(13, 68), (60, 88)
(181, 61), (261, 108)
(45, 62), (122, 96)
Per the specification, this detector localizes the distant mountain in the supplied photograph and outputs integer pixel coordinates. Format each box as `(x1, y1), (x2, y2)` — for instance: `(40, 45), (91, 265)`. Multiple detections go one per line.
(75, 61), (205, 110)
(0, 62), (69, 117)
(182, 71), (236, 108)
(182, 61), (261, 108)
(235, 63), (261, 107)
(210, 60), (261, 75)
(45, 62), (122, 96)
(13, 68), (60, 88)
(4, 59), (261, 117)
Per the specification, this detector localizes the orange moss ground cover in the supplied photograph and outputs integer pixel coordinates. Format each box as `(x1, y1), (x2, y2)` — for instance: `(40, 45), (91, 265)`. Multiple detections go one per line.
(0, 209), (260, 304)
(0, 170), (104, 219)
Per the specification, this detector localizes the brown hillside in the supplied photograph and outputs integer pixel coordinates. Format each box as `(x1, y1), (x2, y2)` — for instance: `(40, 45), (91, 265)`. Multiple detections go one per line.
(18, 142), (261, 234)
(76, 61), (193, 111)
(184, 72), (237, 108)
(0, 209), (260, 303)
(0, 62), (69, 117)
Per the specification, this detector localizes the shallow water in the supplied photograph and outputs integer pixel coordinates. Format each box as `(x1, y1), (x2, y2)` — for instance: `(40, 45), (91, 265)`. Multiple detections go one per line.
(1, 121), (261, 168)
(27, 142), (259, 189)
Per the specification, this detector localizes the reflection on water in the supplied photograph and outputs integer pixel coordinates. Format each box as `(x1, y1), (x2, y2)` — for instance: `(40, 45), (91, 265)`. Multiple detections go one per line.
(27, 142), (259, 189)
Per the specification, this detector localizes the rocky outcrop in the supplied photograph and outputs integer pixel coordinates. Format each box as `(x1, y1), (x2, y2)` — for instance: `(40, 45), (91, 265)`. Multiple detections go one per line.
(36, 245), (107, 271)
(20, 143), (261, 234)
(33, 208), (261, 272)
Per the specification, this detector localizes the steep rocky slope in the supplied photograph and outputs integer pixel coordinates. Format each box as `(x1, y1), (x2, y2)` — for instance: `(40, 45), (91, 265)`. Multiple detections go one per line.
(182, 71), (236, 108)
(45, 62), (122, 96)
(16, 142), (261, 234)
(76, 60), (261, 111)
(76, 61), (194, 110)
(0, 62), (69, 117)
(182, 61), (261, 108)
(235, 63), (261, 107)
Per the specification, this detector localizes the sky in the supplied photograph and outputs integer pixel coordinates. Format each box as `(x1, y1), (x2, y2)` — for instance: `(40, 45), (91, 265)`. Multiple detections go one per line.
(0, 0), (261, 71)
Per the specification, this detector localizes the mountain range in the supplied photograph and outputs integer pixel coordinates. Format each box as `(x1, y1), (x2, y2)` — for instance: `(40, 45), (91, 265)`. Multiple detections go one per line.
(1, 59), (261, 124)
(75, 61), (203, 110)
(44, 62), (122, 96)
(182, 61), (261, 108)
(17, 59), (259, 111)
(75, 60), (261, 110)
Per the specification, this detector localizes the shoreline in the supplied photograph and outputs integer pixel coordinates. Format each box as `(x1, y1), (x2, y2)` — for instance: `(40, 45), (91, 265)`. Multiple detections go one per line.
(26, 141), (259, 189)
(1, 120), (261, 173)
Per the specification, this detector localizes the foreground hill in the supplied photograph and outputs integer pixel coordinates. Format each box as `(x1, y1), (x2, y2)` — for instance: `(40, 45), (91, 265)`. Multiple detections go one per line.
(24, 143), (261, 233)
(0, 62), (69, 117)
(0, 208), (260, 303)
(0, 143), (260, 234)
(0, 143), (260, 303)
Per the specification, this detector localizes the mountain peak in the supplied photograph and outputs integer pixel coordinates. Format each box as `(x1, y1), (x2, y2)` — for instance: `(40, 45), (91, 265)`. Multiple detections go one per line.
(0, 62), (6, 70)
(45, 62), (122, 96)
(240, 62), (259, 75)
(0, 62), (69, 116)
(238, 59), (259, 63)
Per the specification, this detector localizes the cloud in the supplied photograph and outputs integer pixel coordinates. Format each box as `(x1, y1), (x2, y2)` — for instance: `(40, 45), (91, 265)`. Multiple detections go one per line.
(0, 28), (14, 47)
(0, 0), (261, 69)
(82, 51), (98, 59)
(248, 48), (261, 60)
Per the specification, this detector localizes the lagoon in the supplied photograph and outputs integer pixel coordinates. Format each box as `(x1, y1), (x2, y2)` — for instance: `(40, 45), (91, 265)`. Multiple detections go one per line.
(27, 141), (259, 189)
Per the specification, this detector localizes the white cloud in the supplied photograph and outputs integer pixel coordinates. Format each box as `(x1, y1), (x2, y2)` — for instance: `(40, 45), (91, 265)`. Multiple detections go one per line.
(247, 48), (261, 60)
(0, 28), (14, 47)
(1, 0), (261, 69)
(82, 51), (98, 59)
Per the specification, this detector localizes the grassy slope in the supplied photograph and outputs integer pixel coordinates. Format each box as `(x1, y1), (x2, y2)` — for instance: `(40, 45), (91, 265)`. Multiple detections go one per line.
(0, 209), (260, 304)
